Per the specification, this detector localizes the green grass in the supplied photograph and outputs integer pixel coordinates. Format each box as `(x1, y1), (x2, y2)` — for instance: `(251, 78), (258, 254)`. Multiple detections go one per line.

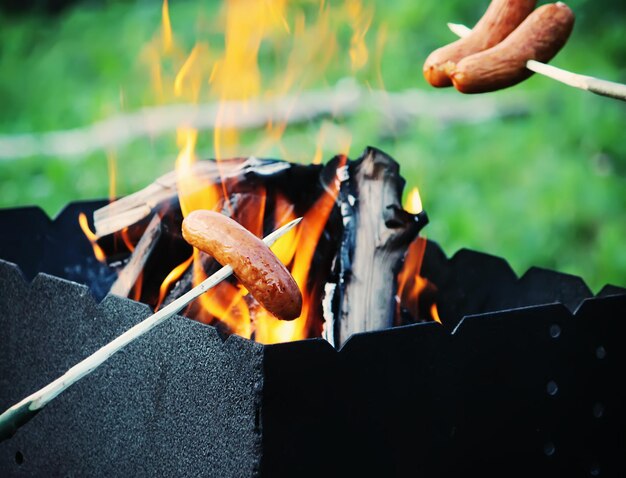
(1, 0), (625, 291)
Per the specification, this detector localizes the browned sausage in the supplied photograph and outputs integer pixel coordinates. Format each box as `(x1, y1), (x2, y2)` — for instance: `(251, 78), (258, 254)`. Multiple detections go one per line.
(423, 0), (537, 87)
(182, 210), (302, 321)
(451, 2), (575, 93)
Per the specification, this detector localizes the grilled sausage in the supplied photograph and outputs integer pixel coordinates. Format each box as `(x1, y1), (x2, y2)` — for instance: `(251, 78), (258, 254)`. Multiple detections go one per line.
(423, 0), (537, 87)
(451, 2), (575, 93)
(182, 210), (302, 321)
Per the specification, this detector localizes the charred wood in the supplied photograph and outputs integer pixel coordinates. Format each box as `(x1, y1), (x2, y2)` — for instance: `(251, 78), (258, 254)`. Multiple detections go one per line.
(331, 147), (428, 346)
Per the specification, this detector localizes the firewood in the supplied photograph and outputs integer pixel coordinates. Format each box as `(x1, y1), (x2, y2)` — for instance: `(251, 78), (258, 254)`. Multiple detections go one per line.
(109, 214), (162, 297)
(332, 147), (427, 346)
(93, 157), (291, 237)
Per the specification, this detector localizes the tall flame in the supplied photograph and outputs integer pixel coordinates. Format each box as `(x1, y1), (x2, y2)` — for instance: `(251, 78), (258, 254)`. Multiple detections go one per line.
(347, 0), (373, 71)
(174, 128), (221, 217)
(82, 0), (388, 342)
(255, 156), (346, 344)
(162, 0), (173, 53)
(396, 187), (440, 324)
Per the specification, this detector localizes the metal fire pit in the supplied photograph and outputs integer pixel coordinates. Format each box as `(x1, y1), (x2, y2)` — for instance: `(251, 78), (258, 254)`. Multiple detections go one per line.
(1, 201), (625, 477)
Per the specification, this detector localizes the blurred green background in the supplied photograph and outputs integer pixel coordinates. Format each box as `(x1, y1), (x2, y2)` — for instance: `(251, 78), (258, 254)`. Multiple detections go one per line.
(0, 0), (625, 291)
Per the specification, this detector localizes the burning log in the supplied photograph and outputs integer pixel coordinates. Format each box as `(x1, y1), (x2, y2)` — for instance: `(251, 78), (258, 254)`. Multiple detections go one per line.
(93, 158), (293, 237)
(330, 147), (428, 346)
(95, 147), (428, 346)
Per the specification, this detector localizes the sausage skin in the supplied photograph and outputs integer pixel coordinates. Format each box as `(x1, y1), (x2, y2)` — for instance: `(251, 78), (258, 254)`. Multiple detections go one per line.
(182, 210), (302, 321)
(423, 0), (537, 87)
(451, 2), (575, 93)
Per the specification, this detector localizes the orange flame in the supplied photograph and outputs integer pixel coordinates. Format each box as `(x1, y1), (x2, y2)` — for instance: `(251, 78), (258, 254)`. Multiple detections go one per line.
(269, 193), (298, 266)
(255, 156), (346, 344)
(78, 213), (106, 263)
(430, 303), (442, 324)
(132, 272), (143, 302)
(193, 248), (252, 338)
(396, 187), (439, 324)
(396, 237), (428, 318)
(121, 227), (135, 252)
(155, 254), (193, 311)
(142, 0), (390, 342)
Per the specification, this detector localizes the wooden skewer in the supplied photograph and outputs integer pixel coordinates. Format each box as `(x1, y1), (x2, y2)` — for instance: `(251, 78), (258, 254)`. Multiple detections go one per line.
(447, 22), (626, 102)
(0, 216), (303, 443)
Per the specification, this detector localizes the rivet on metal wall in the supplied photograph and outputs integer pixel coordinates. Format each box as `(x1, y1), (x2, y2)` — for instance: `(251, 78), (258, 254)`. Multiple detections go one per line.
(547, 380), (559, 396)
(543, 442), (555, 457)
(549, 324), (561, 339)
(592, 402), (605, 419)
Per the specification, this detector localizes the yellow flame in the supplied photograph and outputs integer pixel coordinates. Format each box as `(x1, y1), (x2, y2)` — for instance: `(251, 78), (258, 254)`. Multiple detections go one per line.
(347, 0), (373, 71)
(78, 213), (106, 262)
(269, 194), (298, 265)
(107, 150), (117, 202)
(174, 44), (200, 97)
(162, 0), (173, 53)
(193, 249), (252, 338)
(175, 128), (221, 217)
(174, 43), (211, 100)
(405, 187), (423, 214)
(139, 0), (393, 342)
(211, 0), (276, 102)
